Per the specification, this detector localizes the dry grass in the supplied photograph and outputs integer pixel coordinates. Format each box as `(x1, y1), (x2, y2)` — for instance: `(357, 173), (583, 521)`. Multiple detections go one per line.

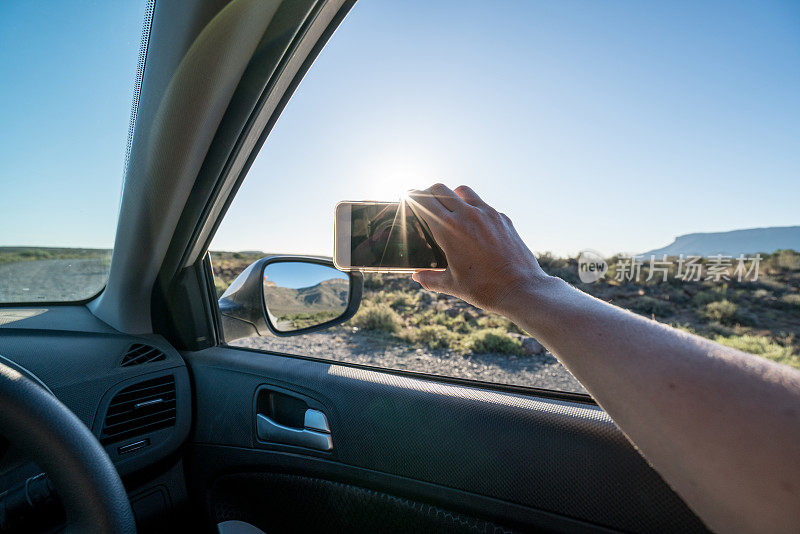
(210, 250), (800, 364)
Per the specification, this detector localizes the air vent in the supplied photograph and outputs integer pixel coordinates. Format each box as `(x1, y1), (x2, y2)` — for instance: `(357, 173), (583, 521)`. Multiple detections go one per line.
(120, 343), (166, 367)
(101, 375), (176, 445)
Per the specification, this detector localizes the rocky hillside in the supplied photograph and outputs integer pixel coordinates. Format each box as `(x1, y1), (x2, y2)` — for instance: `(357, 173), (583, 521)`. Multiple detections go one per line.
(262, 278), (348, 317)
(644, 226), (800, 257)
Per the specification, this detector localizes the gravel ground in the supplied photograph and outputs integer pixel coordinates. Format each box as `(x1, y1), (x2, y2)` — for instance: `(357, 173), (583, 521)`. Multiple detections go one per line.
(233, 327), (587, 394)
(0, 259), (108, 302)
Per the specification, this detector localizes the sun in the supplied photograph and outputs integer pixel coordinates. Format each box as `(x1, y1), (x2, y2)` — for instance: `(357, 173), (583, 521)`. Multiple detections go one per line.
(364, 171), (419, 201)
(356, 149), (441, 201)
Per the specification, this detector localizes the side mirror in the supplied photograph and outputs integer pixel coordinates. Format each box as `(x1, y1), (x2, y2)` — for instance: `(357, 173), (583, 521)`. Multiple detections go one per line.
(218, 255), (363, 342)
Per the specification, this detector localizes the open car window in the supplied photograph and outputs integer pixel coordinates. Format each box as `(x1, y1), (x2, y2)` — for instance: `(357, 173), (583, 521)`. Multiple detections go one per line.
(210, 1), (799, 394)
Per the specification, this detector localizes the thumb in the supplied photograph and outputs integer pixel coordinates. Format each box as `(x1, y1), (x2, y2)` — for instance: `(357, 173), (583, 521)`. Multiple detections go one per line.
(412, 269), (453, 293)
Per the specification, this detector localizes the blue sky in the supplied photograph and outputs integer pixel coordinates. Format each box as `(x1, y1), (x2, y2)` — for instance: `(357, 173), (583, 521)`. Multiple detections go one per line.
(264, 262), (347, 290)
(2, 1), (798, 257)
(0, 1), (145, 249)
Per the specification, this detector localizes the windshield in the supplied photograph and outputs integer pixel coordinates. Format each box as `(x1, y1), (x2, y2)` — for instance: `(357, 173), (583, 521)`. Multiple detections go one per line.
(0, 1), (149, 303)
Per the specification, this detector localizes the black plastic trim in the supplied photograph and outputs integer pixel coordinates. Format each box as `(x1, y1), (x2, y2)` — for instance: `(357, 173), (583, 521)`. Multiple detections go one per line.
(91, 368), (192, 477)
(174, 0), (328, 274)
(225, 343), (596, 405)
(189, 444), (616, 533)
(203, 253), (222, 347)
(152, 1), (355, 351)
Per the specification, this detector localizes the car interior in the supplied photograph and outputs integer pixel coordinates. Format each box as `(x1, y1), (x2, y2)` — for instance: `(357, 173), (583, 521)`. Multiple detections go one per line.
(0, 0), (735, 532)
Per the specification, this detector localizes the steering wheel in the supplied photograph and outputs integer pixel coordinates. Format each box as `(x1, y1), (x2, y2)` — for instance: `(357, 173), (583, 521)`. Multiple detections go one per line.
(0, 361), (136, 533)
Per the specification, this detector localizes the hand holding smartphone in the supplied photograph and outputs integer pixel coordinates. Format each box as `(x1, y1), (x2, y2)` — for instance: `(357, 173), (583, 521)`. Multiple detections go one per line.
(334, 199), (447, 272)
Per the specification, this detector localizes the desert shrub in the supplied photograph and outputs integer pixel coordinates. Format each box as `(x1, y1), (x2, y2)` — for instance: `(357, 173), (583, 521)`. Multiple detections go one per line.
(447, 312), (477, 333)
(464, 328), (524, 355)
(536, 252), (568, 272)
(702, 300), (739, 325)
(282, 311), (340, 329)
(549, 266), (579, 285)
(363, 274), (386, 291)
(389, 291), (417, 309)
(403, 308), (465, 332)
(409, 309), (442, 326)
(779, 293), (800, 310)
(692, 290), (723, 307)
(19, 250), (51, 260)
(671, 322), (697, 335)
(756, 277), (786, 291)
(351, 303), (401, 333)
(401, 324), (458, 350)
(631, 296), (673, 316)
(371, 290), (418, 311)
(661, 286), (690, 304)
(764, 249), (800, 272)
(701, 299), (758, 326)
(714, 334), (799, 369)
(0, 247), (111, 265)
(429, 311), (452, 326)
(214, 279), (228, 298)
(777, 250), (800, 270)
(735, 308), (759, 327)
(475, 314), (524, 334)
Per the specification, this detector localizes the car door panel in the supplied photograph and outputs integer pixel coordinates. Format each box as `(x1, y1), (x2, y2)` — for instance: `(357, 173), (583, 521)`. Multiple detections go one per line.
(185, 346), (706, 532)
(197, 463), (607, 533)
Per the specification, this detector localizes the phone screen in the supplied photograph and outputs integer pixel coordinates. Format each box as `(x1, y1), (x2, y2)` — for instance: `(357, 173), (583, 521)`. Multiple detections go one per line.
(349, 201), (446, 269)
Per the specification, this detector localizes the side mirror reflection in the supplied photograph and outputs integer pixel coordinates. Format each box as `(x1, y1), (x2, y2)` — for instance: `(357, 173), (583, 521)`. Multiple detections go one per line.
(263, 262), (350, 333)
(218, 255), (362, 342)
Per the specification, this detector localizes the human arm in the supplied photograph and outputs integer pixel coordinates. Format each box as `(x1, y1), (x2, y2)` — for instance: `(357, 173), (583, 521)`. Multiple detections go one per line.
(408, 184), (800, 533)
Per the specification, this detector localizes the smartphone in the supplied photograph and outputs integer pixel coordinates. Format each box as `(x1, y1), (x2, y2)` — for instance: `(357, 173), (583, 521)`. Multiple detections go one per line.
(334, 200), (447, 272)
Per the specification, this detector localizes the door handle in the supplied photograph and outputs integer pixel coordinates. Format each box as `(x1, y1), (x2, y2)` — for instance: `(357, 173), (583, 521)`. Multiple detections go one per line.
(256, 408), (332, 451)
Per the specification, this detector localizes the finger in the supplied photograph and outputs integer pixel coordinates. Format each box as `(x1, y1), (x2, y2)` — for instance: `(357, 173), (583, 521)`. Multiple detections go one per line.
(412, 269), (454, 294)
(453, 185), (489, 209)
(428, 183), (467, 212)
(407, 189), (451, 231)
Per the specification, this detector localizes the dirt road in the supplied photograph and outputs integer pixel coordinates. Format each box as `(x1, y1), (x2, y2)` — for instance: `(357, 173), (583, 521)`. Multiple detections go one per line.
(0, 259), (108, 302)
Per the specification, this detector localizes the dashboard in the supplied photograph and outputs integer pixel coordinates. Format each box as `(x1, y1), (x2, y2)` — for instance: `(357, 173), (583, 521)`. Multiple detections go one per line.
(0, 306), (191, 527)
